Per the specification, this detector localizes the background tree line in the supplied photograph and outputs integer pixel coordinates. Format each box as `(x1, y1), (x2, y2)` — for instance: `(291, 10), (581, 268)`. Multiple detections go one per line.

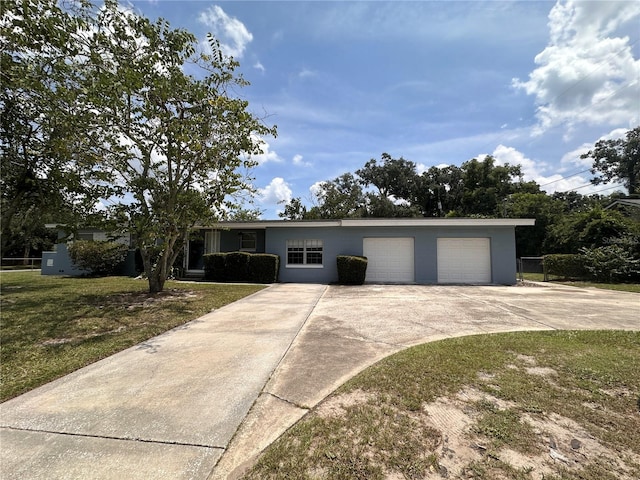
(280, 126), (639, 261)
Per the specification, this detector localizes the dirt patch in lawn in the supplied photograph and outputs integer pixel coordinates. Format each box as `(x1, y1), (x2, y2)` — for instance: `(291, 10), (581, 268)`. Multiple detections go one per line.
(244, 331), (640, 480)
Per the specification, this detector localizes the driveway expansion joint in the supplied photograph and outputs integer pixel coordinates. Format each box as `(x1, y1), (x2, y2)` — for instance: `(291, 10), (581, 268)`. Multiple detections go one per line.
(263, 391), (310, 411)
(1, 426), (224, 451)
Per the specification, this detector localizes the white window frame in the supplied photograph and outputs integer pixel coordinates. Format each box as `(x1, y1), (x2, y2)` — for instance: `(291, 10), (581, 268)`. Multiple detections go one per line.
(239, 231), (257, 252)
(286, 239), (324, 268)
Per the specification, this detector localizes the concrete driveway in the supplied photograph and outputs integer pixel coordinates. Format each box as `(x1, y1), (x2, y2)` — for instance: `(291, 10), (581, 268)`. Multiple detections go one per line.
(1, 282), (638, 479)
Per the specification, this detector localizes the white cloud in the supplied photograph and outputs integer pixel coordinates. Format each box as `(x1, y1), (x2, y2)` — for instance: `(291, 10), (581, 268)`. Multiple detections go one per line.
(416, 163), (428, 175)
(258, 177), (292, 205)
(513, 0), (640, 135)
(298, 68), (317, 79)
(487, 144), (614, 195)
(292, 154), (311, 167)
(198, 5), (253, 59)
(490, 144), (548, 182)
(309, 181), (324, 199)
(254, 61), (265, 73)
(249, 136), (283, 164)
(561, 127), (630, 168)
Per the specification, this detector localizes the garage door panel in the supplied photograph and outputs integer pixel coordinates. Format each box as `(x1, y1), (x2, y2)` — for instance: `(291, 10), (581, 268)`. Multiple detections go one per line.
(363, 238), (414, 283)
(437, 238), (491, 284)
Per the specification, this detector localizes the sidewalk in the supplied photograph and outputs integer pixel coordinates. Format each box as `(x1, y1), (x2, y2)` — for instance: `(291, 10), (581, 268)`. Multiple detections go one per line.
(0, 284), (327, 480)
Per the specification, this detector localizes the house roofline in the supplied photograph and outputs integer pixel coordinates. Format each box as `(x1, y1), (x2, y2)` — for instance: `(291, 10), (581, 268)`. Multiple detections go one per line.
(199, 218), (535, 229)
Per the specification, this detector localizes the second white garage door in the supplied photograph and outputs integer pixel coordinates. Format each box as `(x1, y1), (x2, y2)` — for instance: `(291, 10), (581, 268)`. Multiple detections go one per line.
(437, 237), (491, 284)
(363, 237), (415, 283)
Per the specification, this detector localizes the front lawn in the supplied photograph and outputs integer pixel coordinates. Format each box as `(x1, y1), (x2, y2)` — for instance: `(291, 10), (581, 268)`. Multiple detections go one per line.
(245, 330), (640, 480)
(0, 272), (265, 402)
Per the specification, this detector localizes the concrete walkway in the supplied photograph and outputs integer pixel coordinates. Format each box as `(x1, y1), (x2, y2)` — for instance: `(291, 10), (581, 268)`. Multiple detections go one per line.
(1, 282), (638, 479)
(0, 284), (326, 479)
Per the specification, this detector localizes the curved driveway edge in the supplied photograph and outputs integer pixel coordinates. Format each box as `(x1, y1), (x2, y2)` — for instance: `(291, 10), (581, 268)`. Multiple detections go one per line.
(211, 283), (639, 480)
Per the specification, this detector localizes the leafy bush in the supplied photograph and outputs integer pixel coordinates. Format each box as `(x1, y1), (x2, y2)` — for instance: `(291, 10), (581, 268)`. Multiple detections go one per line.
(337, 255), (368, 285)
(543, 254), (587, 279)
(68, 240), (129, 276)
(203, 253), (227, 281)
(580, 245), (640, 283)
(203, 252), (279, 283)
(249, 254), (280, 283)
(225, 251), (252, 282)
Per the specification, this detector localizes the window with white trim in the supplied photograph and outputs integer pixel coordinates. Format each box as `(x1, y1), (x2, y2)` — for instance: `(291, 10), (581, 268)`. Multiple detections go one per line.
(239, 232), (257, 251)
(287, 239), (323, 266)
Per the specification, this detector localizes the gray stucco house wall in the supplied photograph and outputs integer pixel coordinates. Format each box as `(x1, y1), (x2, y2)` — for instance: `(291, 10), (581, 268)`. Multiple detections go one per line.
(263, 222), (520, 284)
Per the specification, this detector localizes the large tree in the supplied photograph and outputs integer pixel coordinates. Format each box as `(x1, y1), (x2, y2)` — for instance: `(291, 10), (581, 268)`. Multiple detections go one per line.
(457, 156), (539, 217)
(1, 0), (105, 257)
(582, 126), (640, 195)
(85, 1), (275, 292)
(309, 173), (366, 219)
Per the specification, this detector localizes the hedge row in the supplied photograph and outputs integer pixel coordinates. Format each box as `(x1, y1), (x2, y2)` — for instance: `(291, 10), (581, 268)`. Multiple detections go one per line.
(203, 252), (279, 283)
(337, 255), (368, 285)
(544, 250), (640, 282)
(543, 254), (587, 279)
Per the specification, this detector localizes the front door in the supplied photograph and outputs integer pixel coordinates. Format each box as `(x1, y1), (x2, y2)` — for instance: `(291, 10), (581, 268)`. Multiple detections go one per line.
(186, 230), (220, 271)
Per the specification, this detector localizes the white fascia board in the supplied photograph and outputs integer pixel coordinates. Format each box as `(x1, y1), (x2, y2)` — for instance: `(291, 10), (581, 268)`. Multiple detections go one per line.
(195, 218), (535, 229)
(201, 220), (342, 230)
(340, 218), (536, 227)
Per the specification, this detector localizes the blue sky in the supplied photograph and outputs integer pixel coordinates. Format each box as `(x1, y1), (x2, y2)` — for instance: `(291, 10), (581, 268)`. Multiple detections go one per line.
(131, 0), (640, 218)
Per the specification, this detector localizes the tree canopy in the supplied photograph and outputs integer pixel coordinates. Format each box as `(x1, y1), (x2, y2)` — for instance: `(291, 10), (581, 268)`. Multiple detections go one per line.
(2, 0), (275, 292)
(583, 126), (640, 195)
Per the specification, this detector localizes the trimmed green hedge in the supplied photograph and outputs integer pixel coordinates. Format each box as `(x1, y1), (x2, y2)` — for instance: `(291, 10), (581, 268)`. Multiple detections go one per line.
(204, 253), (228, 282)
(543, 254), (587, 279)
(337, 255), (368, 285)
(203, 252), (279, 283)
(249, 254), (280, 283)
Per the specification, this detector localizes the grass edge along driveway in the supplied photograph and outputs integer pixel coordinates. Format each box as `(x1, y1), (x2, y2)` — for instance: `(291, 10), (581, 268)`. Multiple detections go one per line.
(0, 272), (265, 402)
(244, 330), (640, 480)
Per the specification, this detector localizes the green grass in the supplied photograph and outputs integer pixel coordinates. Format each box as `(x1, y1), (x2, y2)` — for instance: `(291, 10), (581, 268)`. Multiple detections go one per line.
(245, 331), (640, 480)
(522, 273), (640, 293)
(0, 271), (265, 401)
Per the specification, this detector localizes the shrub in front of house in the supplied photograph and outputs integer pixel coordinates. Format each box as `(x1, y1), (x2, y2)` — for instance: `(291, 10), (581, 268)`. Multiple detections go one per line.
(225, 251), (252, 281)
(543, 254), (587, 280)
(204, 253), (227, 281)
(249, 254), (280, 283)
(68, 240), (129, 276)
(204, 252), (280, 283)
(337, 255), (368, 285)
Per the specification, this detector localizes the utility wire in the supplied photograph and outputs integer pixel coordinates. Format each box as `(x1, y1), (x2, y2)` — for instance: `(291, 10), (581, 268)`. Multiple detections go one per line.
(538, 168), (591, 187)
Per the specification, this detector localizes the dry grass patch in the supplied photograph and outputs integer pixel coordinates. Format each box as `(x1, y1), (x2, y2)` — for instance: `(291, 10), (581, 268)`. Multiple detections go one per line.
(244, 331), (640, 480)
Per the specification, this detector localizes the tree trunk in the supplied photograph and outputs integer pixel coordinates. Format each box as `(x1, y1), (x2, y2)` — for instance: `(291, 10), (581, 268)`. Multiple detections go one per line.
(147, 271), (165, 294)
(140, 246), (166, 294)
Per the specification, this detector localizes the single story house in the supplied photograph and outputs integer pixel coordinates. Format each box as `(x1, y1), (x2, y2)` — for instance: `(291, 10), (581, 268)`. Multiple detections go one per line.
(185, 218), (535, 285)
(42, 218), (534, 285)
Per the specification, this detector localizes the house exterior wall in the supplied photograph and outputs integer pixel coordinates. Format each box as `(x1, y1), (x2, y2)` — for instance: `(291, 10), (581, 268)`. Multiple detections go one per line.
(41, 243), (89, 276)
(265, 225), (518, 285)
(219, 229), (266, 253)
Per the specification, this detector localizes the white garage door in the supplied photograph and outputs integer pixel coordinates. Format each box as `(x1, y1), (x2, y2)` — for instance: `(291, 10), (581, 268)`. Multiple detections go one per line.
(363, 237), (414, 283)
(437, 238), (491, 284)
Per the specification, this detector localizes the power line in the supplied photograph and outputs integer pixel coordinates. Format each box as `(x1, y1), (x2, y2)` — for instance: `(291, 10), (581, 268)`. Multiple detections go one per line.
(558, 182), (625, 194)
(538, 168), (591, 187)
